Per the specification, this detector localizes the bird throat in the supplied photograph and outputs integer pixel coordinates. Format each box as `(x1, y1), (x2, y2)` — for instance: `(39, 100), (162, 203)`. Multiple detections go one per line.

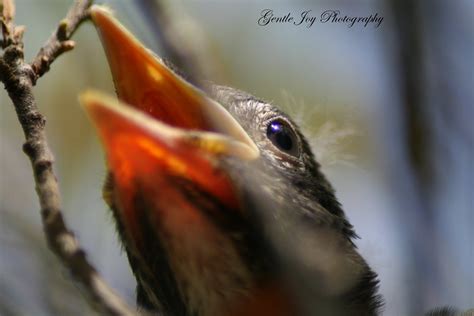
(104, 172), (279, 316)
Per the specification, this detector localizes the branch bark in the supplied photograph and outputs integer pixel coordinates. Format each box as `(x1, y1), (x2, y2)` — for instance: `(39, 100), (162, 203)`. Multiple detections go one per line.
(0, 1), (136, 315)
(30, 0), (92, 82)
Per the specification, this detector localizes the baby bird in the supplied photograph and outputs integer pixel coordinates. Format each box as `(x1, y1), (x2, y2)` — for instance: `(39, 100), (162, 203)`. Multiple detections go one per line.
(82, 6), (382, 316)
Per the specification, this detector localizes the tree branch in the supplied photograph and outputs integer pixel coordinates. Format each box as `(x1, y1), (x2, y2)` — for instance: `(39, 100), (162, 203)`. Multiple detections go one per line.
(0, 1), (136, 315)
(30, 0), (93, 82)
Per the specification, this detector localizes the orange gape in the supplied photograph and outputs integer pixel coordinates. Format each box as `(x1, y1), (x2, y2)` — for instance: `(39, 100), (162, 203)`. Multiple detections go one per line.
(85, 96), (239, 248)
(92, 8), (211, 130)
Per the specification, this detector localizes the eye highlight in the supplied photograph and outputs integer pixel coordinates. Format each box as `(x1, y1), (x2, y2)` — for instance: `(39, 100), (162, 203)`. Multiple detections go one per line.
(266, 119), (299, 157)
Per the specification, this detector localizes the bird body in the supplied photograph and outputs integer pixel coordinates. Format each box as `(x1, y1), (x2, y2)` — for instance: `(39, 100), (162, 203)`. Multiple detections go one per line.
(83, 6), (382, 316)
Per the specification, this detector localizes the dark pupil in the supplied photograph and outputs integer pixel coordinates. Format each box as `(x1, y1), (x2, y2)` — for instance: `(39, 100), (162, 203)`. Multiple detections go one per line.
(267, 120), (294, 152)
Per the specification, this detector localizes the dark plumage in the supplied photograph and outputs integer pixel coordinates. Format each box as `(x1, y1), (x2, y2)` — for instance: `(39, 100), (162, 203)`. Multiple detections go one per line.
(100, 85), (382, 316)
(211, 85), (383, 315)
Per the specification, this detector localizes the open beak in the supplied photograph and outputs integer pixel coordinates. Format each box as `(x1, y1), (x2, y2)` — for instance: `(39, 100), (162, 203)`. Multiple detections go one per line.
(82, 7), (259, 199)
(81, 6), (259, 246)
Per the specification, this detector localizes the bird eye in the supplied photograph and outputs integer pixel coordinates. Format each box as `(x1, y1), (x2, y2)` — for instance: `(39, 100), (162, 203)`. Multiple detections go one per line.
(266, 119), (299, 157)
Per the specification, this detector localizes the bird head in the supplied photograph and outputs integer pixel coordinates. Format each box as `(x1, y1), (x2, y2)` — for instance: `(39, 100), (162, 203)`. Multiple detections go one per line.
(81, 6), (381, 316)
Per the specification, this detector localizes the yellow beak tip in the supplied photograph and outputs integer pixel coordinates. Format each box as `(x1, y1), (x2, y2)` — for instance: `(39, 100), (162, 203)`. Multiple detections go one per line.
(90, 5), (114, 22)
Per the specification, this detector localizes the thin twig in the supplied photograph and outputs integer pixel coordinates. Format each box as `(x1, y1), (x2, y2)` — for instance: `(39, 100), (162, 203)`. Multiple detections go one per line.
(30, 0), (93, 83)
(1, 0), (23, 48)
(0, 1), (136, 315)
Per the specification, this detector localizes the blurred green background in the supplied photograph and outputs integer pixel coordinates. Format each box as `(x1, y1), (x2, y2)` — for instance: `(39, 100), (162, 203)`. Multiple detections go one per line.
(0, 1), (472, 315)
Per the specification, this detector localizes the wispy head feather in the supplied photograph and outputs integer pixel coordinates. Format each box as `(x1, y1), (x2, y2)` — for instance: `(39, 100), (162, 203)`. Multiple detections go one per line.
(279, 90), (359, 168)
